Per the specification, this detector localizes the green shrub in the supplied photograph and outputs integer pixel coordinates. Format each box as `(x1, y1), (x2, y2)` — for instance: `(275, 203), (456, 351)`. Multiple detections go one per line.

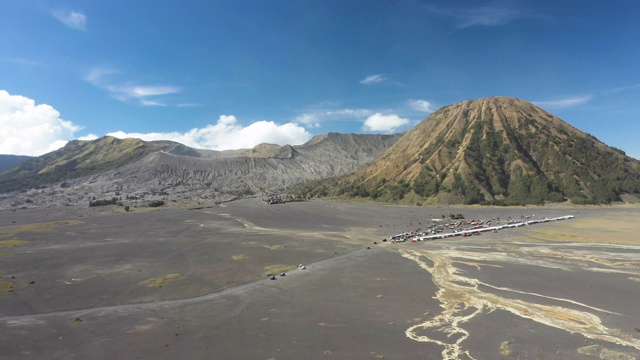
(147, 200), (165, 207)
(570, 197), (590, 205)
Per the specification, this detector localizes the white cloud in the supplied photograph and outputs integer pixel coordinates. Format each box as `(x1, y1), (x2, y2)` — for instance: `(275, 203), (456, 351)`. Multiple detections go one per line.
(108, 115), (313, 150)
(362, 113), (409, 133)
(140, 99), (167, 107)
(118, 85), (180, 98)
(78, 134), (99, 141)
(294, 107), (374, 128)
(532, 95), (592, 109)
(52, 10), (87, 31)
(2, 57), (44, 66)
(360, 74), (387, 85)
(85, 66), (181, 106)
(0, 90), (81, 156)
(408, 99), (434, 113)
(330, 109), (373, 117)
(605, 84), (640, 94)
(295, 113), (321, 128)
(427, 5), (546, 29)
(84, 67), (118, 84)
(105, 85), (180, 104)
(456, 7), (522, 28)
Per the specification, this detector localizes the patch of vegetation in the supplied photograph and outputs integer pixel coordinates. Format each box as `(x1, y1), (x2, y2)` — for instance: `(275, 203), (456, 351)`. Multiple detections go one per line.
(73, 317), (84, 323)
(502, 170), (556, 205)
(263, 264), (297, 277)
(147, 200), (165, 208)
(0, 240), (28, 248)
(387, 179), (411, 200)
(89, 197), (118, 207)
(144, 273), (183, 288)
(0, 253), (11, 256)
(232, 254), (248, 261)
(544, 135), (640, 204)
(570, 196), (590, 205)
(0, 221), (83, 239)
(413, 175), (440, 198)
(0, 282), (15, 294)
(229, 185), (255, 197)
(291, 177), (339, 199)
(344, 183), (370, 198)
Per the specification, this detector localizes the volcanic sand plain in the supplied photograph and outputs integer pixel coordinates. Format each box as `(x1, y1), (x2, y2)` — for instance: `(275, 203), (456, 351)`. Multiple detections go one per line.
(0, 199), (639, 359)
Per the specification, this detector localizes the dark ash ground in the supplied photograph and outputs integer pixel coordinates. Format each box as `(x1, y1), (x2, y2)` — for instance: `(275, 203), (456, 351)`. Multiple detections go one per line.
(1, 199), (639, 359)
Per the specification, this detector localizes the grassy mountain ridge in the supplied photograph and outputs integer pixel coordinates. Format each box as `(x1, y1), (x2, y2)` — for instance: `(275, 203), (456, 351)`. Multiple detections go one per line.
(0, 136), (176, 193)
(0, 155), (32, 172)
(296, 97), (640, 205)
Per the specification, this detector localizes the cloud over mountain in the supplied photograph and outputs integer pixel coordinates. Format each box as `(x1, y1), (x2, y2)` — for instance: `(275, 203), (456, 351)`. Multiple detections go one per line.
(533, 95), (592, 109)
(0, 90), (312, 156)
(0, 90), (80, 156)
(104, 115), (313, 150)
(362, 113), (409, 133)
(408, 99), (434, 113)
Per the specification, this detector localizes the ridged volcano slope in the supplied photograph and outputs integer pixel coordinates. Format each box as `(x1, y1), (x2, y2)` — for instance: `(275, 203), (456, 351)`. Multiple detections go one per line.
(299, 97), (640, 205)
(0, 133), (401, 206)
(91, 132), (401, 196)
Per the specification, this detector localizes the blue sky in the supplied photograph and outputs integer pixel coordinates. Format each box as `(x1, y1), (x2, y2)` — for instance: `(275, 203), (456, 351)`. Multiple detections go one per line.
(1, 1), (639, 158)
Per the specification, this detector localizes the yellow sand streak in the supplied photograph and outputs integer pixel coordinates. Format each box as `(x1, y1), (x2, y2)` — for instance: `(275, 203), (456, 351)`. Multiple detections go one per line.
(399, 248), (640, 360)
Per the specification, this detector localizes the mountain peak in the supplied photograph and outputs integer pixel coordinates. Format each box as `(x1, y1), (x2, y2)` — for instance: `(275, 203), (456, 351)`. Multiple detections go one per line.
(302, 97), (640, 205)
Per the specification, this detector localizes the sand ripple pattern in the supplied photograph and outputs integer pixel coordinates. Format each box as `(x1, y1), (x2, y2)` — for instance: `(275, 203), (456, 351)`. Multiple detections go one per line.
(399, 242), (640, 360)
